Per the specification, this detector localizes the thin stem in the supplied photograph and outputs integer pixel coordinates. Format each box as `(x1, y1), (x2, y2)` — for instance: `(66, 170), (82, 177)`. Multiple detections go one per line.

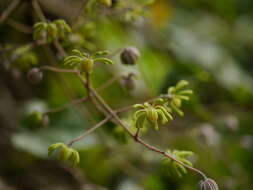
(44, 97), (88, 114)
(67, 116), (111, 147)
(38, 66), (207, 179)
(40, 66), (79, 73)
(85, 72), (91, 97)
(0, 40), (46, 54)
(134, 128), (140, 140)
(70, 0), (87, 29)
(31, 0), (68, 58)
(97, 75), (119, 90)
(107, 48), (123, 59)
(0, 0), (20, 24)
(41, 45), (93, 124)
(44, 76), (121, 115)
(40, 66), (168, 116)
(53, 40), (67, 58)
(137, 137), (207, 179)
(31, 0), (47, 22)
(86, 85), (207, 179)
(6, 18), (33, 34)
(33, 7), (89, 123)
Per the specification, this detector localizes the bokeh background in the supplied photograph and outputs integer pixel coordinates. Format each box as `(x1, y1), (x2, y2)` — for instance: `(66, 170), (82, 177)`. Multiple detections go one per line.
(1, 0), (253, 189)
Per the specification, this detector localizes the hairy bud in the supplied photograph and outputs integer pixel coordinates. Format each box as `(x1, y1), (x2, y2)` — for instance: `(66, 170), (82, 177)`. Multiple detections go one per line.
(198, 178), (219, 190)
(120, 47), (140, 65)
(27, 68), (43, 84)
(42, 114), (50, 127)
(121, 73), (136, 90)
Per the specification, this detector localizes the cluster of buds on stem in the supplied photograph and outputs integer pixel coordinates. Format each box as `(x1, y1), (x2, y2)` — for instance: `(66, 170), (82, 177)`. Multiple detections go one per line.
(48, 143), (80, 165)
(133, 80), (193, 130)
(163, 150), (194, 177)
(33, 19), (71, 43)
(25, 42), (216, 188)
(63, 49), (113, 74)
(134, 101), (173, 130)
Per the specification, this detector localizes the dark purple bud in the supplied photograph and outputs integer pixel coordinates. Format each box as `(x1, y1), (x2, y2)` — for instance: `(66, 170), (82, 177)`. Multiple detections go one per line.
(121, 73), (136, 90)
(198, 178), (219, 190)
(27, 68), (43, 84)
(120, 47), (140, 65)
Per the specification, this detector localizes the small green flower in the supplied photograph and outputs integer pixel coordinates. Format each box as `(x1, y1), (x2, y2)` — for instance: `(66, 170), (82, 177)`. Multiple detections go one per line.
(33, 19), (71, 43)
(133, 101), (173, 130)
(63, 49), (113, 73)
(48, 143), (80, 165)
(167, 80), (193, 116)
(163, 150), (194, 178)
(53, 19), (71, 38)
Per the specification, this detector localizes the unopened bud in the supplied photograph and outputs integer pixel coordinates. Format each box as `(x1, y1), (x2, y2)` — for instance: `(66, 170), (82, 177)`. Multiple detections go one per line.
(120, 47), (140, 65)
(121, 73), (136, 90)
(147, 107), (158, 123)
(42, 114), (50, 127)
(99, 0), (112, 7)
(27, 68), (43, 84)
(81, 59), (94, 73)
(198, 178), (219, 190)
(172, 98), (182, 107)
(28, 111), (43, 127)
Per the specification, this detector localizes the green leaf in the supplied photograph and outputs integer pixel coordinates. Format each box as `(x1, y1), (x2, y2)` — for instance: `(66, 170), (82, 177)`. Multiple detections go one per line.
(175, 80), (189, 91)
(93, 57), (113, 65)
(70, 149), (80, 165)
(135, 114), (146, 129)
(133, 104), (146, 109)
(48, 142), (64, 156)
(59, 145), (72, 161)
(92, 50), (110, 57)
(178, 89), (193, 95)
(171, 103), (184, 116)
(163, 149), (194, 178)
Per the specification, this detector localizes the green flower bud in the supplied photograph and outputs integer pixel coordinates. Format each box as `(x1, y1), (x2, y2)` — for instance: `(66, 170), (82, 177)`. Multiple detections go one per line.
(135, 114), (146, 129)
(99, 0), (112, 6)
(48, 143), (80, 165)
(120, 47), (140, 65)
(59, 146), (72, 161)
(27, 111), (43, 127)
(48, 143), (64, 156)
(27, 68), (43, 84)
(175, 80), (189, 90)
(69, 149), (80, 165)
(146, 107), (158, 123)
(81, 59), (94, 73)
(172, 98), (182, 107)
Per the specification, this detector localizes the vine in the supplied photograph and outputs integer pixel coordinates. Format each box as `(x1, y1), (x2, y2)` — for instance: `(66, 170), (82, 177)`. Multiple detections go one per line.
(0, 0), (219, 189)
